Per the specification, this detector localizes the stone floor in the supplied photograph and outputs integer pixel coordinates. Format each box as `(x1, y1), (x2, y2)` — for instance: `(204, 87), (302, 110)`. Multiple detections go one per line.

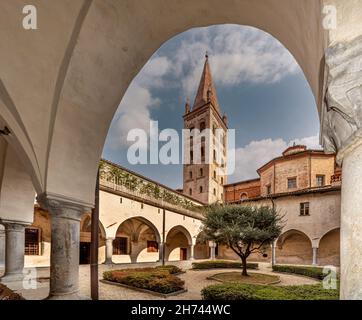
(1, 261), (319, 300)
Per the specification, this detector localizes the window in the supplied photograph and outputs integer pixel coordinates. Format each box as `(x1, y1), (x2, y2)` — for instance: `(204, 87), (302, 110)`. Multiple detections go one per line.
(300, 202), (310, 216)
(113, 237), (128, 255)
(147, 241), (158, 253)
(25, 228), (40, 255)
(119, 197), (122, 204)
(200, 121), (206, 131)
(240, 193), (248, 200)
(221, 177), (224, 185)
(199, 186), (203, 193)
(190, 151), (193, 163)
(287, 177), (297, 189)
(213, 188), (216, 195)
(316, 175), (325, 187)
(201, 146), (205, 158)
(200, 168), (203, 176)
(189, 188), (192, 195)
(266, 185), (272, 195)
(213, 150), (216, 161)
(141, 203), (144, 209)
(189, 171), (192, 179)
(213, 170), (216, 179)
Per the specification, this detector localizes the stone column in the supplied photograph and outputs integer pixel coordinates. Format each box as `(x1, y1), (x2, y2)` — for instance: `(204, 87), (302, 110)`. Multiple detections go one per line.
(271, 241), (276, 266)
(104, 237), (114, 264)
(0, 220), (29, 284)
(321, 35), (362, 299)
(0, 228), (5, 268)
(38, 196), (89, 300)
(209, 241), (216, 260)
(312, 247), (318, 266)
(158, 242), (164, 263)
(189, 245), (194, 261)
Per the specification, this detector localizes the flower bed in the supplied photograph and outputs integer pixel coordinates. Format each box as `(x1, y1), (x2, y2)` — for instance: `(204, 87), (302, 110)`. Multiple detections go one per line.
(103, 266), (185, 294)
(272, 265), (330, 280)
(192, 260), (258, 270)
(0, 283), (24, 300)
(201, 282), (339, 300)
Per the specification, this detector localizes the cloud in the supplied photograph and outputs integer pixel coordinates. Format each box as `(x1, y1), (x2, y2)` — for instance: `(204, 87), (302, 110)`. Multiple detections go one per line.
(230, 135), (321, 182)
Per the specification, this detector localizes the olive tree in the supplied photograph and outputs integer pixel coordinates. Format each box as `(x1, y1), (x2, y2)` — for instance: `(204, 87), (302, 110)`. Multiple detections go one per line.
(201, 204), (284, 276)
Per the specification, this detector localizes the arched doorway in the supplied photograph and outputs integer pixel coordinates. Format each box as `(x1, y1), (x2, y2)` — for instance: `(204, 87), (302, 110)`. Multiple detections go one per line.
(165, 226), (192, 261)
(194, 231), (210, 260)
(318, 228), (340, 266)
(79, 214), (106, 265)
(276, 229), (312, 265)
(113, 217), (161, 264)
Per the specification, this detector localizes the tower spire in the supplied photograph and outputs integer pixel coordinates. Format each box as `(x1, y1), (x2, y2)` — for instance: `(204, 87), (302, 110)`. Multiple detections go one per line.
(192, 53), (220, 113)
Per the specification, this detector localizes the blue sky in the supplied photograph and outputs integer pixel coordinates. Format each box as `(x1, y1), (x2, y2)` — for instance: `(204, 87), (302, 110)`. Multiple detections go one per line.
(102, 25), (321, 189)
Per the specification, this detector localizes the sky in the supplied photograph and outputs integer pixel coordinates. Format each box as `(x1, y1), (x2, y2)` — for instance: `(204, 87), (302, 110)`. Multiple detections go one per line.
(102, 24), (321, 189)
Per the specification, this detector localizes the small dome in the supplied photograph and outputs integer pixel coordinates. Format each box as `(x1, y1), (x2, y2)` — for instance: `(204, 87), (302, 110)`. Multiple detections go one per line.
(282, 145), (307, 156)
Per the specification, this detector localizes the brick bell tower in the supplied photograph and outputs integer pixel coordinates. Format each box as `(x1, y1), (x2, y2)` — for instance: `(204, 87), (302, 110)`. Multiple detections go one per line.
(183, 53), (228, 204)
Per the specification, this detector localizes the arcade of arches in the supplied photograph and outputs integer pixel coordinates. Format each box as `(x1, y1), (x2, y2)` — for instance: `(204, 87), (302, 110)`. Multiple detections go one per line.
(0, 1), (362, 300)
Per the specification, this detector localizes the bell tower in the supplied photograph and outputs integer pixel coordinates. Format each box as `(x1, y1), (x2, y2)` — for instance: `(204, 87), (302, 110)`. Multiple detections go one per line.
(183, 54), (228, 204)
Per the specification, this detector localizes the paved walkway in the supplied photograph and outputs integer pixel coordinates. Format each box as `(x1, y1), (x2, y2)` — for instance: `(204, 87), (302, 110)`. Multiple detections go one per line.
(1, 261), (319, 300)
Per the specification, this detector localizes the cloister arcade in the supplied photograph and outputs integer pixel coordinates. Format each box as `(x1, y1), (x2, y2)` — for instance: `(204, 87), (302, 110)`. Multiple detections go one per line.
(0, 0), (362, 299)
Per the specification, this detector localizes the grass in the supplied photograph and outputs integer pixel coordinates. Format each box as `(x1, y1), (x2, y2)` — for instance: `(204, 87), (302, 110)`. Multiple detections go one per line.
(209, 272), (280, 285)
(103, 265), (185, 294)
(202, 282), (339, 300)
(192, 260), (258, 270)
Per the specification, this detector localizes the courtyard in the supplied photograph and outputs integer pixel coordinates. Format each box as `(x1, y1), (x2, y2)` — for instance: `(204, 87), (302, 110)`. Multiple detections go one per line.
(6, 261), (323, 300)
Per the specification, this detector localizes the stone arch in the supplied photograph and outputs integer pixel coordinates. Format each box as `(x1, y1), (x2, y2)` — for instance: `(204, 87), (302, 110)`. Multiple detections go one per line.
(240, 193), (248, 200)
(276, 229), (313, 265)
(165, 225), (193, 261)
(318, 227), (340, 266)
(113, 216), (161, 263)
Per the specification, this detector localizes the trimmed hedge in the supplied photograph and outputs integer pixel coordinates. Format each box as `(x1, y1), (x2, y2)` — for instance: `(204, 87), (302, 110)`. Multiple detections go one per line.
(201, 282), (339, 300)
(103, 266), (185, 294)
(0, 284), (24, 300)
(272, 265), (330, 280)
(192, 260), (258, 270)
(155, 265), (183, 274)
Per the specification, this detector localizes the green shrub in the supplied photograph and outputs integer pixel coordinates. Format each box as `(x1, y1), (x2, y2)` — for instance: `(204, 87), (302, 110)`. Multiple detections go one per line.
(103, 267), (185, 294)
(155, 265), (182, 274)
(192, 260), (258, 270)
(272, 265), (333, 280)
(201, 282), (339, 300)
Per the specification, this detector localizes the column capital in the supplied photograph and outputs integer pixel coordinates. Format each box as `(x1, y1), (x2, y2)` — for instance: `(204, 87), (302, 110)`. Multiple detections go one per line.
(37, 192), (92, 221)
(321, 35), (362, 164)
(0, 219), (30, 231)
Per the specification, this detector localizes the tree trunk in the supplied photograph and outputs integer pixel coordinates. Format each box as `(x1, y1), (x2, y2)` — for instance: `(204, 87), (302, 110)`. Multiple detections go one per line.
(241, 256), (248, 276)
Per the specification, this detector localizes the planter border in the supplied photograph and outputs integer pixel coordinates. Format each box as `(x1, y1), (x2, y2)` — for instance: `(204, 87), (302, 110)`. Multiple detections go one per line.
(100, 279), (187, 298)
(206, 272), (281, 286)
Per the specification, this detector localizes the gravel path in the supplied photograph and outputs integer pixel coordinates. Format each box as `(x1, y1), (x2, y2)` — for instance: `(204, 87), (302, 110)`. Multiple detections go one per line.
(2, 261), (319, 300)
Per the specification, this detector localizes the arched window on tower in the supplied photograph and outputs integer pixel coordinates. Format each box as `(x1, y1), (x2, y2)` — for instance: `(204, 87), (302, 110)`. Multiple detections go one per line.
(200, 168), (203, 176)
(199, 186), (203, 193)
(189, 188), (192, 196)
(213, 170), (216, 179)
(200, 121), (206, 131)
(213, 188), (216, 196)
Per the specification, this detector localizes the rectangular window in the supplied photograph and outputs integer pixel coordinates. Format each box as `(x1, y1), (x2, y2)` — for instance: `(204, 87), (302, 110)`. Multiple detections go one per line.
(113, 237), (128, 255)
(300, 202), (310, 216)
(287, 177), (297, 189)
(25, 228), (40, 255)
(147, 241), (159, 253)
(316, 175), (325, 187)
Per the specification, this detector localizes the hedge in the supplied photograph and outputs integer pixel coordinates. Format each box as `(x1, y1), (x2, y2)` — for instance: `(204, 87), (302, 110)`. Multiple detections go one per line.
(192, 260), (258, 270)
(201, 282), (339, 300)
(103, 266), (185, 294)
(272, 265), (332, 280)
(0, 284), (24, 300)
(155, 265), (183, 274)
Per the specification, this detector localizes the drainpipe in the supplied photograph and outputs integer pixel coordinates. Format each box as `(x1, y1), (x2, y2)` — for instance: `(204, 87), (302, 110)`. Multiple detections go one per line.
(90, 169), (99, 300)
(162, 208), (166, 266)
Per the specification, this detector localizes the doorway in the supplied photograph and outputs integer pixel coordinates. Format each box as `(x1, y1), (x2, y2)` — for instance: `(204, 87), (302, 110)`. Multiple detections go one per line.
(79, 242), (91, 264)
(180, 248), (187, 260)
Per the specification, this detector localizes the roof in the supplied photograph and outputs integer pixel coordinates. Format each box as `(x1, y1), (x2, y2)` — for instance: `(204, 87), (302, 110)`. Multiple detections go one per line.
(192, 54), (220, 114)
(224, 177), (261, 188)
(101, 158), (206, 206)
(228, 185), (341, 203)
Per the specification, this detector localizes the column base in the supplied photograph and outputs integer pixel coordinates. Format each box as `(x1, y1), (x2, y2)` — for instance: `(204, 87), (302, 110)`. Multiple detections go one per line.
(104, 260), (113, 265)
(0, 273), (24, 283)
(46, 292), (90, 300)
